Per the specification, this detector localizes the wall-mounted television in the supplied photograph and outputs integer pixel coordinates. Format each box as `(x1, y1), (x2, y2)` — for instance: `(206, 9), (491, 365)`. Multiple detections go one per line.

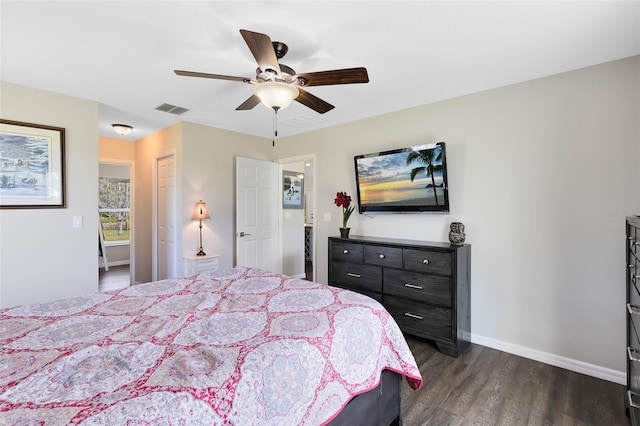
(354, 142), (449, 214)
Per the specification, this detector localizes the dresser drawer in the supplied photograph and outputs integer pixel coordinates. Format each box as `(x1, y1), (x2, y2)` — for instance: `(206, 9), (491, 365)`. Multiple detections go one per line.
(384, 269), (452, 308)
(403, 249), (452, 276)
(630, 251), (640, 277)
(364, 245), (402, 268)
(630, 310), (640, 351)
(331, 241), (364, 263)
(630, 281), (640, 312)
(630, 351), (640, 393)
(331, 262), (382, 293)
(384, 295), (452, 342)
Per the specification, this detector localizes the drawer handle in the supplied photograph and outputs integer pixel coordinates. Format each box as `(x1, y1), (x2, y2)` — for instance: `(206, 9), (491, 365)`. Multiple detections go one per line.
(347, 273), (361, 278)
(343, 249), (349, 254)
(379, 254), (385, 259)
(629, 347), (640, 362)
(404, 283), (423, 290)
(629, 390), (640, 409)
(628, 303), (640, 315)
(404, 312), (423, 320)
(422, 259), (429, 265)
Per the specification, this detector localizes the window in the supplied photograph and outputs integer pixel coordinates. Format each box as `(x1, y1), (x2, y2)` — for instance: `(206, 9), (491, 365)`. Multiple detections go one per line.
(99, 176), (130, 244)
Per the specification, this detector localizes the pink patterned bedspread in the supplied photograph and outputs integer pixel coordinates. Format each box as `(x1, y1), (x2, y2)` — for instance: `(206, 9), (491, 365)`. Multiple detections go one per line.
(0, 267), (422, 425)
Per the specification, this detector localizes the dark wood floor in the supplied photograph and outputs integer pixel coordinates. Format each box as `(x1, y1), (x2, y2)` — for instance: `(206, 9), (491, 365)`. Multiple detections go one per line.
(401, 335), (630, 426)
(305, 260), (313, 281)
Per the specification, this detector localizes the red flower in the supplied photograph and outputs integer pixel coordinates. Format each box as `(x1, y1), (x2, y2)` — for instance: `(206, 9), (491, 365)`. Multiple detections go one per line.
(334, 191), (351, 209)
(334, 191), (355, 228)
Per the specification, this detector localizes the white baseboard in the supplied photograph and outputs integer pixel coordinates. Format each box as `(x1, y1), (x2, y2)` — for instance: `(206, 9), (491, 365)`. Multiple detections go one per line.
(291, 273), (306, 279)
(471, 333), (625, 385)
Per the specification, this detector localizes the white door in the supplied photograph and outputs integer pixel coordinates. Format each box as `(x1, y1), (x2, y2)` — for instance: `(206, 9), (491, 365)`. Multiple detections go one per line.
(157, 154), (177, 280)
(235, 157), (280, 273)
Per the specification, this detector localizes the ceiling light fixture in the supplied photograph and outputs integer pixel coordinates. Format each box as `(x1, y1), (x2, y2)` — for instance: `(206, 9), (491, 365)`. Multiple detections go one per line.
(112, 123), (133, 136)
(253, 82), (300, 147)
(253, 82), (299, 111)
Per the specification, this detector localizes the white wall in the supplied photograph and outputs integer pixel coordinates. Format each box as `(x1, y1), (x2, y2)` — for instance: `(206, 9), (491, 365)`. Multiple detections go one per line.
(0, 82), (99, 308)
(274, 56), (640, 377)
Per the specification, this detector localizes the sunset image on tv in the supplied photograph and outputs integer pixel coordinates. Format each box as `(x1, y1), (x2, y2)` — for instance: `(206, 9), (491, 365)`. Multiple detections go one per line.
(355, 144), (446, 209)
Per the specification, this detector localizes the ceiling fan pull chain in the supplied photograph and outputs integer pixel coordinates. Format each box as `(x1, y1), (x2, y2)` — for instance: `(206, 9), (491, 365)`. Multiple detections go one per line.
(272, 107), (280, 147)
(272, 108), (276, 146)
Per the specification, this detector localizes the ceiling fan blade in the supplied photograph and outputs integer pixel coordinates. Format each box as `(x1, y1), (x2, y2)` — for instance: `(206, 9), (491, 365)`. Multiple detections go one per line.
(239, 29), (281, 75)
(294, 67), (369, 87)
(174, 70), (252, 83)
(236, 95), (261, 111)
(295, 89), (335, 114)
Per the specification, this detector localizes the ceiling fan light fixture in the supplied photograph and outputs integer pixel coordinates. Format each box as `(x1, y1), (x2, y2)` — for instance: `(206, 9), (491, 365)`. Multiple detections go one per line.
(253, 82), (299, 111)
(112, 123), (133, 135)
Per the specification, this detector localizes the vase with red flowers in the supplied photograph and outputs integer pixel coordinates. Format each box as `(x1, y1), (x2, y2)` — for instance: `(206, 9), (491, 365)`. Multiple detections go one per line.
(334, 191), (355, 238)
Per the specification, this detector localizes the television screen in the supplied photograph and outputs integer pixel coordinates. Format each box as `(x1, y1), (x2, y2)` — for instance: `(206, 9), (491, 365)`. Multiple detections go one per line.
(354, 142), (449, 213)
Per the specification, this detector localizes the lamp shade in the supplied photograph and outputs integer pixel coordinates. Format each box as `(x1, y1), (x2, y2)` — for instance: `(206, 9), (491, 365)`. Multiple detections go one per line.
(253, 82), (299, 111)
(193, 200), (211, 220)
(112, 123), (133, 135)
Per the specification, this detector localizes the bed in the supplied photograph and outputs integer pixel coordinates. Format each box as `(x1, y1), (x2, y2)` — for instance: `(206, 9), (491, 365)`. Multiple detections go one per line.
(0, 266), (422, 425)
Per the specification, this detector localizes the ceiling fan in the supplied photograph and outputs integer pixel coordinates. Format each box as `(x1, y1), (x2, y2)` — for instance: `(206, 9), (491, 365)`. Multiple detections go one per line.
(174, 29), (369, 114)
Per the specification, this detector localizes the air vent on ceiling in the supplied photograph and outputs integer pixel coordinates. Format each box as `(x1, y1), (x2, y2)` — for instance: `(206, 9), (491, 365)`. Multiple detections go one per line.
(155, 103), (189, 115)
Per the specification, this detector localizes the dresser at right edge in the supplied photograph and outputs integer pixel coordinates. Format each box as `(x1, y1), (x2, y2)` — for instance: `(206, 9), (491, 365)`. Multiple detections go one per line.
(627, 215), (640, 424)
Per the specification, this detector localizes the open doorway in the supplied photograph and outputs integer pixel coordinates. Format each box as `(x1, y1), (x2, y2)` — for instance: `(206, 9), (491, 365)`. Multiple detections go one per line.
(278, 154), (316, 282)
(98, 161), (134, 290)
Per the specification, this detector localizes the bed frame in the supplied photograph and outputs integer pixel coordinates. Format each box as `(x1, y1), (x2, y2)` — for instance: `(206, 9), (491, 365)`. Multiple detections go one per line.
(329, 369), (402, 425)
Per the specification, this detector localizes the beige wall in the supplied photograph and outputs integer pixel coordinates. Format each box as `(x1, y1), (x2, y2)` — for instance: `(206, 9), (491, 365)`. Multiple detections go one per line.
(129, 121), (272, 283)
(99, 136), (135, 161)
(0, 82), (99, 308)
(180, 122), (272, 272)
(274, 56), (640, 375)
(133, 123), (183, 283)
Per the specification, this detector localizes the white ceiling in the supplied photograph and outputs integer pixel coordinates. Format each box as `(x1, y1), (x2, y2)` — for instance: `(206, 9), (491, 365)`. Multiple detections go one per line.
(1, 1), (638, 141)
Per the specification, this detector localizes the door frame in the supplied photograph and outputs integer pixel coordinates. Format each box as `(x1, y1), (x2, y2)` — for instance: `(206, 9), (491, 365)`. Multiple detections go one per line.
(152, 149), (179, 281)
(276, 153), (317, 282)
(98, 157), (135, 285)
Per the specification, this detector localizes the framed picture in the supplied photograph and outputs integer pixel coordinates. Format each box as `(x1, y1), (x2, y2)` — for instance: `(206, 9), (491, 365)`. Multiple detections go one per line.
(0, 119), (66, 208)
(283, 170), (304, 209)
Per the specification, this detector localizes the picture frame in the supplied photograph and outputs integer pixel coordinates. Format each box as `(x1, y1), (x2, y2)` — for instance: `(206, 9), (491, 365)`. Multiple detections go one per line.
(283, 170), (304, 209)
(0, 119), (66, 209)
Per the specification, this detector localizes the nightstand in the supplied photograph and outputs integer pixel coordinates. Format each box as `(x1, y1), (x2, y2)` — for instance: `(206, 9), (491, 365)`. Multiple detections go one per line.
(183, 253), (220, 275)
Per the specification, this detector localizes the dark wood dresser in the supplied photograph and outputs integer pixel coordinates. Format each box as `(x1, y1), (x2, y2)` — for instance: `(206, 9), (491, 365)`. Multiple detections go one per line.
(328, 235), (471, 357)
(627, 215), (640, 424)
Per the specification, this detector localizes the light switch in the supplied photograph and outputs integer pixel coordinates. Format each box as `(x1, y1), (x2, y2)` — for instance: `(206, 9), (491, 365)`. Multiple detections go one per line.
(72, 215), (83, 228)
(323, 212), (331, 221)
